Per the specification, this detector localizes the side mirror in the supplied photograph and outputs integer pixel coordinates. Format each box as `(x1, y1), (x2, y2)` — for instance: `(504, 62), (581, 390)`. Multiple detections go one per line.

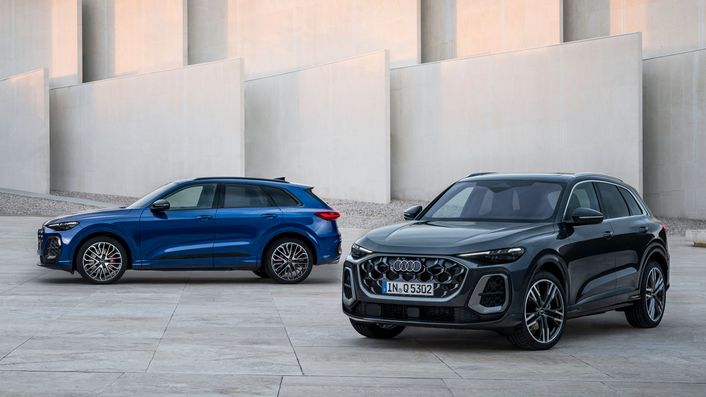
(404, 205), (423, 220)
(150, 199), (171, 211)
(567, 207), (604, 225)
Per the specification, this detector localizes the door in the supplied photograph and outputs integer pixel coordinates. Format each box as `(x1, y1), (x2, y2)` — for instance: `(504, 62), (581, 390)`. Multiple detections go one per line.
(559, 182), (616, 311)
(212, 183), (282, 269)
(139, 183), (218, 268)
(596, 183), (651, 298)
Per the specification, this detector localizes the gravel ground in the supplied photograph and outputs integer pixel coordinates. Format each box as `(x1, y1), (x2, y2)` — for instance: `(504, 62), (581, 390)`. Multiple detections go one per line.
(3, 191), (704, 235)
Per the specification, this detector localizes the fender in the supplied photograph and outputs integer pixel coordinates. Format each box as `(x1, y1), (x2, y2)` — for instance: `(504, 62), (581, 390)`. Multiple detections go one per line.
(258, 223), (320, 263)
(638, 240), (670, 287)
(68, 224), (139, 268)
(527, 250), (570, 298)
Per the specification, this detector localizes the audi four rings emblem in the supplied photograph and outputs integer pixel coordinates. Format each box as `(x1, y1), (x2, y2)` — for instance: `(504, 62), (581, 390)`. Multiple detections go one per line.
(391, 259), (423, 272)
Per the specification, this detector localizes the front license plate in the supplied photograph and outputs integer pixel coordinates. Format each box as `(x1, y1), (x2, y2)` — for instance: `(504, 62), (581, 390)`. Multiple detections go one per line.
(383, 281), (435, 296)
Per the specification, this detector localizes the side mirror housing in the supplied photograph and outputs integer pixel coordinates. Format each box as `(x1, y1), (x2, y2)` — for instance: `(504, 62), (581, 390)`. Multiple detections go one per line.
(404, 205), (423, 220)
(150, 199), (171, 212)
(567, 207), (604, 225)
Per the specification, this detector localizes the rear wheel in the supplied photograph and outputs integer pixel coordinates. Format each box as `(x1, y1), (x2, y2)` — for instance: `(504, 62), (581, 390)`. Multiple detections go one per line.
(625, 261), (666, 328)
(76, 236), (128, 284)
(264, 237), (313, 284)
(508, 271), (566, 350)
(350, 319), (405, 339)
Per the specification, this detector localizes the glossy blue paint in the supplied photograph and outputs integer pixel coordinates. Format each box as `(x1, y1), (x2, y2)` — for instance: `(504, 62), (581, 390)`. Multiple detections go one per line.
(37, 178), (341, 273)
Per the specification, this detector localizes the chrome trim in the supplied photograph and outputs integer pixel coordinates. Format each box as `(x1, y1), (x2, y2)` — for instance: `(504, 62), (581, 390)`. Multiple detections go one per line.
(562, 179), (649, 221)
(468, 274), (509, 314)
(355, 254), (468, 303)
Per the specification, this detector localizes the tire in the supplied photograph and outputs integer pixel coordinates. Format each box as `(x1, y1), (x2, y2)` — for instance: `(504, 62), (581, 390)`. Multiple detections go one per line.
(507, 271), (566, 350)
(252, 269), (270, 279)
(625, 261), (666, 328)
(264, 237), (314, 284)
(75, 236), (128, 284)
(349, 319), (405, 339)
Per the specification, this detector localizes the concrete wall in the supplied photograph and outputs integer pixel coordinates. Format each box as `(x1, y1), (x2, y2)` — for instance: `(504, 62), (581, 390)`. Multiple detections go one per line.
(50, 59), (244, 197)
(188, 0), (419, 78)
(643, 49), (706, 219)
(0, 69), (50, 194)
(421, 0), (562, 62)
(82, 0), (186, 82)
(0, 0), (81, 88)
(245, 51), (390, 203)
(391, 34), (642, 201)
(565, 0), (706, 58)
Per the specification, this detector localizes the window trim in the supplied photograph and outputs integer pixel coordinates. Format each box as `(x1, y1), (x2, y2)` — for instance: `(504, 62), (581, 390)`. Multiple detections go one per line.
(218, 182), (278, 209)
(562, 180), (648, 221)
(261, 186), (303, 207)
(155, 183), (218, 211)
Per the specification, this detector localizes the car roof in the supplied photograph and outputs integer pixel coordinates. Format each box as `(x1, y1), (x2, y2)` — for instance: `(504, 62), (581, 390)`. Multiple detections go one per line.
(187, 177), (312, 189)
(460, 172), (624, 185)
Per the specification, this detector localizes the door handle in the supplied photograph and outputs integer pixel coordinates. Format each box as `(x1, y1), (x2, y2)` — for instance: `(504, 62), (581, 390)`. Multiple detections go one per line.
(602, 231), (613, 239)
(261, 213), (278, 219)
(638, 226), (649, 233)
(196, 215), (213, 220)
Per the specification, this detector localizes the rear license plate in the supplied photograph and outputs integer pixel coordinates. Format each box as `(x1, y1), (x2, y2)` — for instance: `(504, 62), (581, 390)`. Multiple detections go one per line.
(383, 280), (434, 296)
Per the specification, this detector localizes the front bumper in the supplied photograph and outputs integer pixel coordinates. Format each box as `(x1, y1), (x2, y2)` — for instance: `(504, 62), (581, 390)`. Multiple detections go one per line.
(341, 254), (525, 330)
(36, 227), (73, 272)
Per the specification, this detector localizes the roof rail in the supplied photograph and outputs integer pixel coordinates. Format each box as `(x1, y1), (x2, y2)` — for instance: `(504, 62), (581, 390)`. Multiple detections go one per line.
(466, 172), (496, 178)
(574, 172), (623, 182)
(192, 176), (290, 183)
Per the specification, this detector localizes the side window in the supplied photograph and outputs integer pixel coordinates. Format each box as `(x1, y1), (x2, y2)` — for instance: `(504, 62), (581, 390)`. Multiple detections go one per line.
(262, 186), (300, 207)
(565, 182), (600, 219)
(164, 184), (217, 210)
(223, 184), (272, 208)
(618, 187), (643, 216)
(596, 183), (630, 219)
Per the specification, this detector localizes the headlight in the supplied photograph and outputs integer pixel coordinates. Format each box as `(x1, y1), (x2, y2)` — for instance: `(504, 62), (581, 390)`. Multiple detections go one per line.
(45, 221), (79, 231)
(457, 247), (525, 264)
(350, 243), (373, 260)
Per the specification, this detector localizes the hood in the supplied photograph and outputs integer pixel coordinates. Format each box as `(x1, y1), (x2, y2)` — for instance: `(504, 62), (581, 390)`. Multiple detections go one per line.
(46, 207), (134, 225)
(358, 220), (555, 255)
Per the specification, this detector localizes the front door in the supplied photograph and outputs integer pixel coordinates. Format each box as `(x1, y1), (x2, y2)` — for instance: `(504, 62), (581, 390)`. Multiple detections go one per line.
(139, 183), (218, 269)
(212, 183), (282, 269)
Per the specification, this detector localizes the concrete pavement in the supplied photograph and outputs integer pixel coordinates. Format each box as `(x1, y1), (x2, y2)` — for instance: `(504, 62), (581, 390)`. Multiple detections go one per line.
(1, 216), (705, 396)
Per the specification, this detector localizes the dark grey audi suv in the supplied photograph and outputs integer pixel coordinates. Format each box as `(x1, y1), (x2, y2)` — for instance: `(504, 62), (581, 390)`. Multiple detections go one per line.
(342, 173), (669, 349)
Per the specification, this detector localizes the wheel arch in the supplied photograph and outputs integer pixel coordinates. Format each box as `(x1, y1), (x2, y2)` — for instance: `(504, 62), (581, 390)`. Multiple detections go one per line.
(528, 250), (569, 296)
(641, 241), (670, 287)
(260, 230), (318, 267)
(72, 231), (134, 270)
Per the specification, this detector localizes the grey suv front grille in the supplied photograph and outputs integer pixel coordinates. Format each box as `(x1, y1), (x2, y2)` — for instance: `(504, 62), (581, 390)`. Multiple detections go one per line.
(359, 256), (467, 299)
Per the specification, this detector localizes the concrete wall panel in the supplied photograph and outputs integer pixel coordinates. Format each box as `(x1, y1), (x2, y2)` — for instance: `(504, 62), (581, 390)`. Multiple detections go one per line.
(245, 51), (390, 203)
(0, 69), (50, 193)
(643, 49), (706, 219)
(83, 0), (186, 82)
(422, 0), (562, 62)
(392, 34), (642, 201)
(50, 59), (244, 197)
(0, 0), (81, 88)
(189, 0), (419, 78)
(565, 0), (706, 58)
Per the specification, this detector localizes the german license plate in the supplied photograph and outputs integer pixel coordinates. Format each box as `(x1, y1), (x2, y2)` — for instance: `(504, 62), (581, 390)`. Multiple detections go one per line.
(383, 280), (434, 296)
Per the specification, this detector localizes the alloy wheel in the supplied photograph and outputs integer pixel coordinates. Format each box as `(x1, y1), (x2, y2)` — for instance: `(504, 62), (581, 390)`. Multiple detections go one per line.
(524, 279), (565, 344)
(271, 242), (310, 281)
(82, 241), (123, 282)
(645, 266), (665, 322)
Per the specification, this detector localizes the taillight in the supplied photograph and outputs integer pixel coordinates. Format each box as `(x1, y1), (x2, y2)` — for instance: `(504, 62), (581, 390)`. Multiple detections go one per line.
(315, 211), (340, 221)
(662, 223), (668, 231)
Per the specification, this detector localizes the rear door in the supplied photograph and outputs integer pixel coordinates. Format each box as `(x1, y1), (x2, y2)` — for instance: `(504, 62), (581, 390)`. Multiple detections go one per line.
(212, 183), (282, 269)
(139, 183), (217, 268)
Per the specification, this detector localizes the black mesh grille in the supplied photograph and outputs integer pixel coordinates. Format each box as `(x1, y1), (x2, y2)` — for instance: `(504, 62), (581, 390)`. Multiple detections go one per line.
(359, 256), (466, 298)
(479, 275), (506, 307)
(350, 302), (482, 323)
(43, 237), (61, 263)
(342, 268), (353, 300)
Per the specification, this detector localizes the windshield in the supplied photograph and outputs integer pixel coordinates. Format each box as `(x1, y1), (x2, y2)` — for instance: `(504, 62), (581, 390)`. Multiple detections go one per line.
(421, 180), (565, 222)
(126, 182), (179, 209)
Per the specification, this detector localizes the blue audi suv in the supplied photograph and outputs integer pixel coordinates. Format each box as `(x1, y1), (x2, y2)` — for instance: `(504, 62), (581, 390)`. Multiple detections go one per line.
(37, 177), (342, 284)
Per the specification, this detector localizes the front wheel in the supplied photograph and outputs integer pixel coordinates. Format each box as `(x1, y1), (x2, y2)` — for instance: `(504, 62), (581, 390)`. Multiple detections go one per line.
(625, 261), (666, 328)
(76, 237), (128, 284)
(349, 319), (405, 339)
(264, 238), (313, 284)
(252, 270), (270, 279)
(507, 271), (566, 350)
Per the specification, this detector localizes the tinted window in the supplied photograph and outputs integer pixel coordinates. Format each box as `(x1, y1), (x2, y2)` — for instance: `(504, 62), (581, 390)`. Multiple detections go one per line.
(618, 187), (643, 216)
(223, 184), (271, 208)
(596, 183), (630, 219)
(164, 184), (217, 210)
(423, 180), (564, 222)
(262, 186), (300, 207)
(565, 182), (600, 219)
